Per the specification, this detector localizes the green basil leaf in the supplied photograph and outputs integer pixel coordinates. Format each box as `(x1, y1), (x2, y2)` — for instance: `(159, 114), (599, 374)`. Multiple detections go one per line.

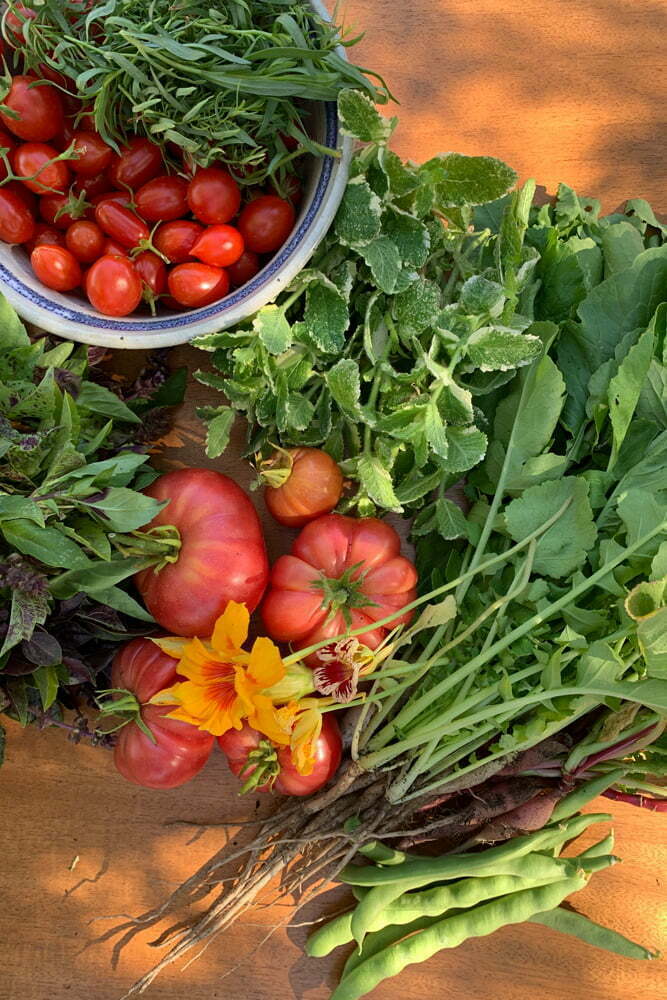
(2, 520), (90, 570)
(76, 382), (141, 424)
(0, 495), (45, 527)
(82, 487), (163, 531)
(32, 665), (60, 711)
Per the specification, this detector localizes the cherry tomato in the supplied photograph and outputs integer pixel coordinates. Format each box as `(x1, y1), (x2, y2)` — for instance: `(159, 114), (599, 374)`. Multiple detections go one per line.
(31, 245), (82, 291)
(167, 262), (229, 308)
(0, 186), (35, 243)
(238, 194), (295, 253)
(69, 130), (113, 177)
(134, 468), (269, 636)
(187, 166), (241, 225)
(5, 179), (36, 215)
(0, 75), (63, 142)
(72, 170), (112, 200)
(108, 136), (162, 189)
(218, 715), (342, 797)
(191, 224), (244, 268)
(111, 638), (214, 790)
(86, 254), (142, 316)
(134, 250), (167, 296)
(56, 117), (76, 153)
(135, 174), (189, 222)
(263, 448), (344, 528)
(65, 219), (105, 263)
(0, 128), (17, 181)
(25, 222), (65, 255)
(40, 192), (86, 229)
(11, 142), (70, 194)
(103, 237), (129, 258)
(261, 515), (418, 666)
(153, 219), (202, 263)
(226, 248), (260, 287)
(92, 190), (132, 209)
(95, 200), (149, 249)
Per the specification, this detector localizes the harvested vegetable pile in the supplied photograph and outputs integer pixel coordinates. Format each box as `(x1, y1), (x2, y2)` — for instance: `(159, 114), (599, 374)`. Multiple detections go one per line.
(103, 93), (665, 997)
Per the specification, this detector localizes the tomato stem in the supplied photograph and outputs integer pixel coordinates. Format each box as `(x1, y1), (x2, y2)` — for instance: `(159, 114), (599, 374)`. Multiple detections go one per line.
(95, 687), (158, 744)
(255, 442), (294, 489)
(111, 524), (182, 571)
(238, 740), (280, 794)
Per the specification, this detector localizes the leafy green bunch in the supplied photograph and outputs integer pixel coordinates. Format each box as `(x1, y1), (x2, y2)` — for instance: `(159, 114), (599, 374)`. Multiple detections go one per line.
(347, 194), (667, 805)
(8, 0), (386, 183)
(195, 90), (542, 518)
(0, 303), (183, 753)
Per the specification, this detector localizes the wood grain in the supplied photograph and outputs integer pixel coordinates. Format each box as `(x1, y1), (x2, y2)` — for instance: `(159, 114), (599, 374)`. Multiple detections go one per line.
(2, 2), (666, 999)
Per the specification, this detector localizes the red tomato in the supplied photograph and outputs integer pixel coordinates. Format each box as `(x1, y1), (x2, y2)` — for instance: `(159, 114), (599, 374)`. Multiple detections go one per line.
(65, 219), (105, 263)
(134, 468), (269, 636)
(5, 179), (36, 215)
(153, 219), (202, 263)
(187, 166), (241, 225)
(25, 222), (65, 255)
(135, 174), (188, 222)
(103, 237), (129, 257)
(238, 194), (295, 253)
(167, 262), (229, 308)
(12, 142), (70, 194)
(135, 250), (167, 296)
(92, 190), (132, 209)
(31, 245), (82, 291)
(40, 192), (86, 229)
(108, 136), (162, 189)
(72, 170), (112, 200)
(264, 448), (344, 528)
(0, 75), (63, 142)
(0, 186), (35, 243)
(226, 248), (260, 287)
(191, 224), (244, 268)
(95, 199), (149, 249)
(111, 638), (214, 790)
(218, 715), (342, 797)
(70, 130), (113, 177)
(86, 254), (142, 316)
(261, 515), (418, 665)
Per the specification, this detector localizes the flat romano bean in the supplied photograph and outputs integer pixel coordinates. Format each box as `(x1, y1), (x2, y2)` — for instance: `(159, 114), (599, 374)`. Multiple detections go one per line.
(359, 841), (409, 865)
(307, 912), (355, 958)
(352, 886), (369, 902)
(550, 769), (625, 822)
(339, 812), (608, 887)
(331, 876), (589, 1000)
(350, 853), (580, 946)
(343, 916), (436, 978)
(530, 908), (660, 960)
(577, 831), (615, 859)
(576, 853), (619, 875)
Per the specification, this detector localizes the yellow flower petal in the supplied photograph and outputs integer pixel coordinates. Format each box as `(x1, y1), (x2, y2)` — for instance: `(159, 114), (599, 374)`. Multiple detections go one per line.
(151, 636), (190, 659)
(212, 600), (250, 655)
(248, 636), (286, 689)
(251, 695), (295, 746)
(290, 706), (323, 776)
(149, 680), (188, 706)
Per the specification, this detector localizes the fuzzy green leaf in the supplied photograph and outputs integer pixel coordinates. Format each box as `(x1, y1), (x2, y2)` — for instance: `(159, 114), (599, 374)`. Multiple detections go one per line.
(325, 359), (365, 421)
(466, 327), (542, 372)
(357, 453), (403, 512)
(361, 237), (402, 294)
(442, 425), (488, 473)
(393, 277), (441, 334)
(303, 280), (349, 354)
(334, 176), (383, 248)
(338, 89), (394, 144)
(252, 305), (293, 354)
(421, 153), (517, 208)
(203, 407), (236, 459)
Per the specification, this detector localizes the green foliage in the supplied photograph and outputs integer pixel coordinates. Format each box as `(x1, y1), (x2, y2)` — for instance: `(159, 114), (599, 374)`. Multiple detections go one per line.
(0, 304), (183, 731)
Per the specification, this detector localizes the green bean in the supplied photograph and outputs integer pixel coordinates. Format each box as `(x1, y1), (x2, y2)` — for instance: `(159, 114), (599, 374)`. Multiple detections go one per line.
(359, 841), (409, 866)
(576, 853), (619, 875)
(530, 908), (660, 960)
(577, 831), (615, 858)
(352, 886), (369, 902)
(331, 876), (589, 1000)
(339, 812), (609, 887)
(550, 769), (625, 822)
(350, 853), (580, 946)
(343, 916), (436, 978)
(307, 912), (354, 958)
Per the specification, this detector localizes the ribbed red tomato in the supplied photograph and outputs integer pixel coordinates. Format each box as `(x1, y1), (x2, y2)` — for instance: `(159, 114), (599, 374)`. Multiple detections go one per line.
(218, 715), (342, 797)
(111, 638), (214, 789)
(134, 468), (269, 636)
(263, 447), (343, 528)
(261, 514), (418, 664)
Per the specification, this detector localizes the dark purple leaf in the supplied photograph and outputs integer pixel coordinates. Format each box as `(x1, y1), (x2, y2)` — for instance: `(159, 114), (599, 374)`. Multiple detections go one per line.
(21, 627), (62, 667)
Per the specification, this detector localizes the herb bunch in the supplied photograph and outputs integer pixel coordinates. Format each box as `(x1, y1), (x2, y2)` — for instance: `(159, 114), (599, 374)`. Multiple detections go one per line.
(7, 0), (386, 184)
(0, 302), (184, 755)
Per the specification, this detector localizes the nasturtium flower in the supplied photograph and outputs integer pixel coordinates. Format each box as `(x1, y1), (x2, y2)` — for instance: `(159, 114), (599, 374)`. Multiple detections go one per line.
(251, 696), (334, 775)
(312, 637), (376, 702)
(150, 601), (286, 736)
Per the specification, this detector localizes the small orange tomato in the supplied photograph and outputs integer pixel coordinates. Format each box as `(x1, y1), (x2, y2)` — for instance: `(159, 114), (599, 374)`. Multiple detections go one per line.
(262, 447), (343, 528)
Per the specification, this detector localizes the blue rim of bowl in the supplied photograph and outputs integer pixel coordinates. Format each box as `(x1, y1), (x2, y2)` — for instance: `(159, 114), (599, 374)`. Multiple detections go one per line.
(0, 100), (339, 332)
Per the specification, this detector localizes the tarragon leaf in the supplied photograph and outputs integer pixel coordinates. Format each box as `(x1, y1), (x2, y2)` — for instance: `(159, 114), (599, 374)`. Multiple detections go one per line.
(505, 477), (597, 578)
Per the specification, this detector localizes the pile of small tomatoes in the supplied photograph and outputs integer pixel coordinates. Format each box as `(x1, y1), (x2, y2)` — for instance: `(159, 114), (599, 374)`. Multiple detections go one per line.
(0, 71), (297, 316)
(107, 454), (417, 799)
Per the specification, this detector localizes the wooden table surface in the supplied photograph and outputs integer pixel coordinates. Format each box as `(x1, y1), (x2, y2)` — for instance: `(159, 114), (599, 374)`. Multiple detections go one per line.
(2, 2), (666, 999)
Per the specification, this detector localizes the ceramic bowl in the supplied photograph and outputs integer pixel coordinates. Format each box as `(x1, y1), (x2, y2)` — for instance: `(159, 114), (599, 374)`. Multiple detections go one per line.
(0, 1), (352, 349)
